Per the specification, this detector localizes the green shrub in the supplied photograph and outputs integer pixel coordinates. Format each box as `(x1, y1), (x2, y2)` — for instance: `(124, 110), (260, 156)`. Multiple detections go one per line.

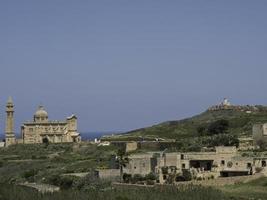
(59, 176), (74, 190)
(182, 169), (192, 181)
(22, 169), (38, 182)
(0, 183), (227, 200)
(145, 172), (157, 181)
(207, 119), (229, 135)
(131, 174), (144, 184)
(46, 174), (62, 186)
(123, 173), (132, 183)
(146, 180), (155, 185)
(161, 167), (168, 174)
(73, 171), (111, 191)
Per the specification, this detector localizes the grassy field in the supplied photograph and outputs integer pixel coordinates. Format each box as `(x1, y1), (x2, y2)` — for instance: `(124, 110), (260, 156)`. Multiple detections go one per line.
(222, 176), (267, 200)
(1, 143), (267, 199)
(0, 143), (118, 184)
(2, 177), (267, 200)
(0, 184), (225, 200)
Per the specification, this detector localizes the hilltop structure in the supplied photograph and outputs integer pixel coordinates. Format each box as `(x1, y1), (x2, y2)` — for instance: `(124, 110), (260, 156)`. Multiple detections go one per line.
(3, 97), (81, 146)
(5, 97), (16, 147)
(208, 98), (260, 113)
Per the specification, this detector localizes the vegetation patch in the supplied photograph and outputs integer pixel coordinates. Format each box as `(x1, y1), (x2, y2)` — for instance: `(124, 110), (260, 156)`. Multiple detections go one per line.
(0, 184), (226, 200)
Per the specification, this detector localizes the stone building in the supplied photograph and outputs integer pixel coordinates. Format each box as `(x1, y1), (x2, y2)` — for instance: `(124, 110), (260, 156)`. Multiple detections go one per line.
(156, 146), (242, 180)
(21, 105), (81, 144)
(123, 153), (158, 176)
(253, 123), (267, 147)
(124, 146), (267, 183)
(5, 97), (16, 147)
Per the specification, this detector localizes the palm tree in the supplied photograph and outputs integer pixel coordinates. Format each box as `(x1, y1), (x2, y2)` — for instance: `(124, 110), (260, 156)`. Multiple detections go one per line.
(116, 148), (129, 183)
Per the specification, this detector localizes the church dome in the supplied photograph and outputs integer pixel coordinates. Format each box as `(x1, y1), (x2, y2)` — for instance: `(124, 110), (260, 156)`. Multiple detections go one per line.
(35, 106), (48, 117)
(34, 106), (48, 122)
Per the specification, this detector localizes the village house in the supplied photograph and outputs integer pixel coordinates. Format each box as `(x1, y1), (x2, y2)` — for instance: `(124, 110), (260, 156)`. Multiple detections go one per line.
(123, 145), (267, 184)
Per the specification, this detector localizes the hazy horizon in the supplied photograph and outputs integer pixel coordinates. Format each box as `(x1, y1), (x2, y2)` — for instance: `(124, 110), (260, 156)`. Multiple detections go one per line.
(1, 1), (267, 134)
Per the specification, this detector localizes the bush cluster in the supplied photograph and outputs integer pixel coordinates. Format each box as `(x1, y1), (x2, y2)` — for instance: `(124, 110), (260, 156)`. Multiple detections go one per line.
(45, 174), (78, 190)
(0, 183), (226, 200)
(123, 173), (157, 185)
(197, 119), (229, 136)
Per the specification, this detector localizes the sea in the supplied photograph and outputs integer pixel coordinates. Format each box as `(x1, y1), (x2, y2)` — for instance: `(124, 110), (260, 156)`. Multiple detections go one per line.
(80, 132), (117, 140)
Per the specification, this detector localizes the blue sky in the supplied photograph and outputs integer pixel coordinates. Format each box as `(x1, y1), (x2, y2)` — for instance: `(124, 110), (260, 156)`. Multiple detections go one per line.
(0, 0), (267, 134)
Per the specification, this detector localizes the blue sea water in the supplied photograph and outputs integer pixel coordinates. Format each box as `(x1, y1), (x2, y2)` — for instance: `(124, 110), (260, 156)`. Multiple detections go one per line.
(80, 132), (115, 140)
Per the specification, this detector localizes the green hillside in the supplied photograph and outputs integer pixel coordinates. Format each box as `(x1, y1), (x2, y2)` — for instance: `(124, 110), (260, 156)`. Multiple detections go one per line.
(105, 106), (267, 141)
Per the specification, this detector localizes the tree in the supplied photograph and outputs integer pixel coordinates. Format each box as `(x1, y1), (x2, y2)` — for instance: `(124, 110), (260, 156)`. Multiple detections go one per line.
(207, 119), (229, 135)
(197, 126), (206, 136)
(256, 140), (267, 150)
(42, 137), (49, 146)
(206, 134), (239, 147)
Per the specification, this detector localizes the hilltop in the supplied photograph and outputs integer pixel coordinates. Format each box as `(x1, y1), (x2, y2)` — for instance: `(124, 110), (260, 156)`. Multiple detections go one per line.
(104, 104), (267, 141)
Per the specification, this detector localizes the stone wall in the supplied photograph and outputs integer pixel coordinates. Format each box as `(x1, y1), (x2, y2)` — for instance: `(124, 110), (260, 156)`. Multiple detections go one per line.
(96, 169), (120, 179)
(125, 142), (138, 152)
(0, 142), (5, 148)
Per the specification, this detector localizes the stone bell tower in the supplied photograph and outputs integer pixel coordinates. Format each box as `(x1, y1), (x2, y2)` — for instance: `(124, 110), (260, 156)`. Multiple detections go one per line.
(5, 97), (16, 147)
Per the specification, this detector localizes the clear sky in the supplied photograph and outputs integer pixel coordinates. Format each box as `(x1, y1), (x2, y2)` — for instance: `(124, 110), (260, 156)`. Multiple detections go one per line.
(0, 0), (267, 134)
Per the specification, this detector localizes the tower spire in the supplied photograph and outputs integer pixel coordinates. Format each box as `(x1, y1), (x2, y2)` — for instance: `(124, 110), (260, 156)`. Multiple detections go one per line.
(5, 97), (16, 147)
(7, 96), (13, 104)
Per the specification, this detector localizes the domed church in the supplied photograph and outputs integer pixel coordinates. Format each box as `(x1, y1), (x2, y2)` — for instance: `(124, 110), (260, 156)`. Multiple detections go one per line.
(21, 105), (81, 144)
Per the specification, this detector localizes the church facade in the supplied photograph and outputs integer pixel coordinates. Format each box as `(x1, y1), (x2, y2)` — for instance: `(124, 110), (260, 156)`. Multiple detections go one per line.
(21, 106), (81, 144)
(4, 97), (81, 146)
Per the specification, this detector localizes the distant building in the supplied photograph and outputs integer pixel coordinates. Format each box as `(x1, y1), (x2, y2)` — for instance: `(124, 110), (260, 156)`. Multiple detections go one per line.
(208, 98), (259, 112)
(222, 98), (231, 107)
(21, 106), (81, 144)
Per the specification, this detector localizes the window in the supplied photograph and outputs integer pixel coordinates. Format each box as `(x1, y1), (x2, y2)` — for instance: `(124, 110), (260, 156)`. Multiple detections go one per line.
(181, 154), (184, 160)
(227, 161), (233, 168)
(247, 163), (252, 168)
(262, 161), (266, 167)
(221, 160), (225, 165)
(182, 164), (185, 169)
